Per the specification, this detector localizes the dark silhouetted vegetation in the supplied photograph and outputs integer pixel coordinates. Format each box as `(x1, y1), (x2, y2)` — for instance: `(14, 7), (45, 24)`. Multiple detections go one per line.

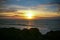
(0, 27), (60, 40)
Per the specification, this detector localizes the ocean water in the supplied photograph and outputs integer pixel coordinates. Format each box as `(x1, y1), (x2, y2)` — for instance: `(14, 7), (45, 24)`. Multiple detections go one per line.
(0, 18), (60, 34)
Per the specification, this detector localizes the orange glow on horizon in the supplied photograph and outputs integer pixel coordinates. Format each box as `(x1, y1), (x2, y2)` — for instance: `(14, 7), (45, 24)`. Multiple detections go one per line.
(0, 10), (60, 20)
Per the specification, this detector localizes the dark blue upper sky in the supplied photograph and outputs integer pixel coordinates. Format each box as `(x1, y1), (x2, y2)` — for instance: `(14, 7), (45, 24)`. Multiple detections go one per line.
(5, 0), (52, 6)
(1, 0), (60, 12)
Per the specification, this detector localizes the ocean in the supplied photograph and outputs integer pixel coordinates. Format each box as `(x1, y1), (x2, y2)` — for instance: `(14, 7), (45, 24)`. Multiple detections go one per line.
(0, 18), (60, 34)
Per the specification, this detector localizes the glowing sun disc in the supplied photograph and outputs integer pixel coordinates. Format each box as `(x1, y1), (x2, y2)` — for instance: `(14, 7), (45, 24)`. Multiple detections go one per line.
(26, 12), (32, 18)
(25, 11), (34, 19)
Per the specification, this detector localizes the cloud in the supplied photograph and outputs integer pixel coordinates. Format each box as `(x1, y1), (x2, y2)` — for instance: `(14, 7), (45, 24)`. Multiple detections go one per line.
(31, 4), (58, 11)
(7, 5), (28, 10)
(0, 0), (6, 2)
(0, 5), (29, 13)
(0, 4), (60, 18)
(0, 0), (7, 6)
(0, 4), (58, 12)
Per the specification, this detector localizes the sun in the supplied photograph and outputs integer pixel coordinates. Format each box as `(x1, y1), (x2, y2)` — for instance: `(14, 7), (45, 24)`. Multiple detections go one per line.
(26, 12), (33, 19)
(24, 10), (34, 19)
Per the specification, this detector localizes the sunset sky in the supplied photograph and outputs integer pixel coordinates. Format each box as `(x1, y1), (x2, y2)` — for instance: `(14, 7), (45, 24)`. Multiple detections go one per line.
(0, 0), (60, 19)
(0, 0), (60, 33)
